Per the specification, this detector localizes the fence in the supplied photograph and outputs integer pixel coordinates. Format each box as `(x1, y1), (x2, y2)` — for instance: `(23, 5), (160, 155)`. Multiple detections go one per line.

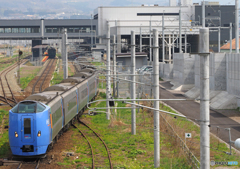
(160, 113), (200, 169)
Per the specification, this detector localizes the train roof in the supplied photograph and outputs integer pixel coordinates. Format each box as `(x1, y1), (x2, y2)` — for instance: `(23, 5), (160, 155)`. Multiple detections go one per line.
(25, 91), (62, 103)
(60, 77), (85, 84)
(72, 72), (91, 78)
(44, 83), (73, 92)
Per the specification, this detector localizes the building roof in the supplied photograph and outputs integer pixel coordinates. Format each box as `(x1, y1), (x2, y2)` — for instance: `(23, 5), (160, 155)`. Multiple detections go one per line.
(220, 38), (240, 50)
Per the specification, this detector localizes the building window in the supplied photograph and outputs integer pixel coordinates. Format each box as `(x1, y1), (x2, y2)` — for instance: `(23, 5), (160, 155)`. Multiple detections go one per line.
(12, 28), (18, 33)
(68, 28), (74, 33)
(46, 28), (52, 33)
(74, 28), (80, 33)
(26, 28), (31, 33)
(32, 27), (40, 33)
(0, 28), (3, 33)
(19, 28), (25, 33)
(52, 28), (58, 33)
(5, 28), (11, 33)
(208, 13), (210, 16)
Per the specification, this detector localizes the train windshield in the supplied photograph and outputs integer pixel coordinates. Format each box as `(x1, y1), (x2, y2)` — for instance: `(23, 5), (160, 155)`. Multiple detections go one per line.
(10, 101), (46, 113)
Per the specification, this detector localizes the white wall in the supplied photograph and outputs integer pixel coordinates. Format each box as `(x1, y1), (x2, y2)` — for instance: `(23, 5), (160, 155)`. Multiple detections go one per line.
(96, 6), (196, 37)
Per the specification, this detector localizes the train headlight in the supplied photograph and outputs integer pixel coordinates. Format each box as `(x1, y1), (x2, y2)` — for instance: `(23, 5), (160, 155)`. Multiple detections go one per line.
(37, 131), (41, 137)
(14, 132), (18, 138)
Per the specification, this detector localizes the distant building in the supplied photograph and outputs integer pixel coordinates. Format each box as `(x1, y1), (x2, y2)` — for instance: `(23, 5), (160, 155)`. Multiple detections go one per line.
(220, 38), (240, 53)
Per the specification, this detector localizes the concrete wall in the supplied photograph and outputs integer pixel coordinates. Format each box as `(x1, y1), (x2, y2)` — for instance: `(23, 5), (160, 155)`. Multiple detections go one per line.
(227, 53), (240, 97)
(210, 53), (226, 91)
(173, 53), (195, 85)
(159, 63), (173, 79)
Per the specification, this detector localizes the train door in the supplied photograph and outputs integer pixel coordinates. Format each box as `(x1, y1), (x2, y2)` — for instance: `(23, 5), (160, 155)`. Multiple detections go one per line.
(21, 116), (34, 143)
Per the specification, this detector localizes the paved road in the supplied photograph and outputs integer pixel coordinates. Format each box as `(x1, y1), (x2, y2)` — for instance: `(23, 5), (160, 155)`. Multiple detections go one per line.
(159, 81), (240, 148)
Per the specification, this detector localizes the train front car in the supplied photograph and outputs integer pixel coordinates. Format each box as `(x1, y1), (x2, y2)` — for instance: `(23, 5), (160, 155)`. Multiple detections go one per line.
(9, 101), (51, 157)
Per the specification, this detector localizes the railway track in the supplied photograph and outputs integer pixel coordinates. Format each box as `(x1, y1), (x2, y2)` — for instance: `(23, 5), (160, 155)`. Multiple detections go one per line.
(17, 159), (40, 169)
(0, 59), (27, 107)
(32, 59), (56, 94)
(72, 118), (113, 169)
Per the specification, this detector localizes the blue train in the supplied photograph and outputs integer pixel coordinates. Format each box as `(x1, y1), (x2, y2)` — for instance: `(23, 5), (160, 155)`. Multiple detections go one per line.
(9, 67), (98, 157)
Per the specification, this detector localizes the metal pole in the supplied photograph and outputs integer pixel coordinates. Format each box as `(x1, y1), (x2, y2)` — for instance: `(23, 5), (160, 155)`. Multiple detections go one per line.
(91, 14), (93, 48)
(18, 51), (20, 84)
(131, 31), (136, 135)
(149, 19), (152, 64)
(230, 23), (232, 53)
(199, 28), (210, 169)
(218, 27), (221, 53)
(62, 28), (68, 79)
(153, 29), (160, 168)
(113, 35), (116, 97)
(140, 26), (142, 52)
(106, 21), (111, 120)
(235, 0), (239, 53)
(184, 32), (187, 53)
(202, 1), (205, 27)
(162, 11), (165, 62)
(179, 9), (182, 53)
(168, 34), (171, 61)
(172, 32), (175, 56)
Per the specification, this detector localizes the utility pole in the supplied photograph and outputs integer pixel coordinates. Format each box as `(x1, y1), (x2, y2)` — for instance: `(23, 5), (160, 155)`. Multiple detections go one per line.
(149, 19), (152, 64)
(91, 14), (93, 48)
(202, 1), (205, 27)
(153, 29), (160, 168)
(113, 35), (116, 97)
(131, 31), (136, 135)
(140, 26), (142, 52)
(62, 28), (68, 79)
(199, 28), (210, 169)
(218, 27), (221, 53)
(230, 23), (232, 53)
(106, 21), (111, 120)
(17, 50), (23, 85)
(162, 11), (165, 62)
(185, 31), (187, 53)
(235, 0), (239, 53)
(179, 9), (182, 53)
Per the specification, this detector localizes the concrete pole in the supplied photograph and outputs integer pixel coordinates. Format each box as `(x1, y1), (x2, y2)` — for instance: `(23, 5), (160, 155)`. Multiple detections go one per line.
(113, 35), (116, 97)
(131, 31), (136, 135)
(153, 29), (160, 168)
(172, 32), (175, 55)
(218, 27), (221, 53)
(235, 0), (239, 53)
(184, 32), (187, 53)
(230, 23), (232, 53)
(199, 28), (210, 169)
(91, 14), (93, 48)
(162, 11), (165, 62)
(168, 34), (171, 61)
(202, 1), (205, 27)
(179, 9), (182, 53)
(62, 29), (68, 79)
(140, 26), (142, 52)
(41, 19), (44, 38)
(149, 19), (152, 64)
(106, 21), (111, 120)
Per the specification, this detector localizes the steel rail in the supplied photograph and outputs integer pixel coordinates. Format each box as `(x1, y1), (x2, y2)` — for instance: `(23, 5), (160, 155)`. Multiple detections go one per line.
(72, 123), (95, 169)
(39, 59), (56, 92)
(78, 119), (113, 169)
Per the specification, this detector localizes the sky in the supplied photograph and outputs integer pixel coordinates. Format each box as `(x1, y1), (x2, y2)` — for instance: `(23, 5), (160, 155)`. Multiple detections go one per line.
(0, 0), (237, 16)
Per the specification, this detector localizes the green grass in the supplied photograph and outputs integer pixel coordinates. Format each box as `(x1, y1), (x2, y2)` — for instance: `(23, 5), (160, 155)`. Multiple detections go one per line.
(0, 110), (10, 158)
(20, 68), (41, 89)
(61, 92), (191, 168)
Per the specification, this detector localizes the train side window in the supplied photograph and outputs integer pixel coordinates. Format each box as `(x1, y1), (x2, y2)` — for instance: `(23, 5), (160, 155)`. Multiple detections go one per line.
(11, 105), (18, 113)
(24, 118), (31, 134)
(36, 103), (46, 112)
